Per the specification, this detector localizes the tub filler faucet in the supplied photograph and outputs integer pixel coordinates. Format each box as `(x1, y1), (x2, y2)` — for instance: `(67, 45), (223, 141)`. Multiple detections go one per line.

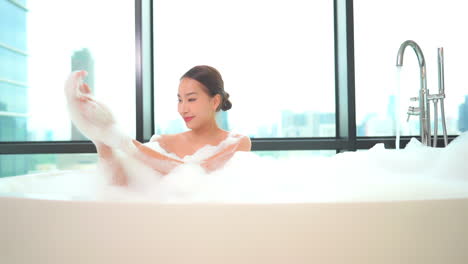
(396, 40), (448, 147)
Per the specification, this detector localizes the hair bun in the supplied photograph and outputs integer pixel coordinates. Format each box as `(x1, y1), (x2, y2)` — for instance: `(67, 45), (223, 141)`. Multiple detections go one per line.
(221, 92), (232, 111)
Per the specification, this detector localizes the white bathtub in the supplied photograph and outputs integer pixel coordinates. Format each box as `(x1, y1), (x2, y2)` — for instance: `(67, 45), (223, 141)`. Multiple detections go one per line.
(1, 170), (468, 264)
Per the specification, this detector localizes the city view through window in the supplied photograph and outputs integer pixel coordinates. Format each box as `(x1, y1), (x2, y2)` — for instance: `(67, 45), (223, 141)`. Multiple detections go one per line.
(1, 0), (467, 177)
(152, 0), (336, 139)
(0, 0), (135, 176)
(354, 0), (468, 136)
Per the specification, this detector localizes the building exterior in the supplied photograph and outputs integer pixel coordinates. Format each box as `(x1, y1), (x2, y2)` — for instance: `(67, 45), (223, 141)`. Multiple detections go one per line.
(458, 95), (468, 133)
(0, 0), (29, 177)
(281, 110), (335, 137)
(70, 48), (95, 140)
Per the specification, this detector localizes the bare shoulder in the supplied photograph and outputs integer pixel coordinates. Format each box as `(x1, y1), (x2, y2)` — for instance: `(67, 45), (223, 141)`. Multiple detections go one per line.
(231, 133), (251, 152)
(151, 133), (184, 150)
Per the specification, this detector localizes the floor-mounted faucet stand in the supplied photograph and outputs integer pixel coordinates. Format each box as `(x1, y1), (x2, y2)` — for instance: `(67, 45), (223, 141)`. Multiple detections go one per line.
(396, 40), (448, 147)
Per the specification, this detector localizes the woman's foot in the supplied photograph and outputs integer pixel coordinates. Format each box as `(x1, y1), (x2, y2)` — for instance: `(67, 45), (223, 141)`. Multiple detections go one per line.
(65, 70), (123, 147)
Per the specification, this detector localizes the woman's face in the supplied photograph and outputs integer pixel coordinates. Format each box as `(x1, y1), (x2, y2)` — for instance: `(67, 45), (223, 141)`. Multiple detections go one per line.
(178, 78), (220, 130)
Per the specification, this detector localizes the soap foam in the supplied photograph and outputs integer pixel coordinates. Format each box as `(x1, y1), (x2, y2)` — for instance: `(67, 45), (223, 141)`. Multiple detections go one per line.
(2, 132), (468, 203)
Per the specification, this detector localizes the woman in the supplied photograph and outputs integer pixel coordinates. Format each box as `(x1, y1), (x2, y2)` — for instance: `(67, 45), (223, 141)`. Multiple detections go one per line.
(65, 65), (251, 186)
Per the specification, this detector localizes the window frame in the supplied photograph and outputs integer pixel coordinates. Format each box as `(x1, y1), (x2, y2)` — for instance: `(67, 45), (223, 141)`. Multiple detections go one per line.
(0, 0), (460, 155)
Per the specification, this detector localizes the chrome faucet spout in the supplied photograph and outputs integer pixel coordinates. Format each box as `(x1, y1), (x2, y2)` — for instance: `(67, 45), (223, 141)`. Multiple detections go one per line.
(396, 40), (431, 146)
(396, 40), (426, 68)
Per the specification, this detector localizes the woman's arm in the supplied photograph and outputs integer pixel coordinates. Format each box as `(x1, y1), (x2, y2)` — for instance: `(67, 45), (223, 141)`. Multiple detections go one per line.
(97, 140), (184, 187)
(131, 139), (184, 175)
(201, 136), (251, 172)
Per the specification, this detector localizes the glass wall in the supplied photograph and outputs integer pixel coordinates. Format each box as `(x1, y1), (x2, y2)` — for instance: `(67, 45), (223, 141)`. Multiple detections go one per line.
(255, 150), (336, 159)
(2, 0), (466, 178)
(0, 153), (97, 178)
(152, 0), (336, 138)
(354, 0), (468, 136)
(0, 0), (28, 142)
(0, 0), (135, 177)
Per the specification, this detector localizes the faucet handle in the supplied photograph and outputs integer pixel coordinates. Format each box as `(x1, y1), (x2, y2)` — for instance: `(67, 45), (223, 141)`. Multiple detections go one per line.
(408, 106), (420, 113)
(410, 96), (419, 102)
(407, 106), (420, 122)
(428, 93), (445, 101)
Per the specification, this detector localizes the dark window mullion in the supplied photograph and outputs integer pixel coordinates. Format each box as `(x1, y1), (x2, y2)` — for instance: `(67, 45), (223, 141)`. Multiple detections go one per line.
(0, 141), (96, 154)
(135, 0), (143, 142)
(334, 0), (356, 153)
(136, 0), (154, 143)
(252, 138), (346, 151)
(356, 135), (458, 150)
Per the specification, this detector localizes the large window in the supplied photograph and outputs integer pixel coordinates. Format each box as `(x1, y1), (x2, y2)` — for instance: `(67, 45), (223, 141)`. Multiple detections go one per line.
(152, 0), (335, 138)
(0, 0), (135, 177)
(0, 0), (136, 143)
(354, 0), (468, 137)
(1, 0), (465, 178)
(0, 153), (97, 178)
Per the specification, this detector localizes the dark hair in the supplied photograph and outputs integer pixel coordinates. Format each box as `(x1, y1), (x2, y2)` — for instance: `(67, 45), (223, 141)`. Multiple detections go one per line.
(181, 65), (232, 111)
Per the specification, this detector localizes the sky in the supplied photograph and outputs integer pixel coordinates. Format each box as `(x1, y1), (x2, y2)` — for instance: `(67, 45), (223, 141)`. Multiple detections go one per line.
(24, 0), (467, 140)
(26, 0), (135, 140)
(152, 0), (336, 136)
(353, 0), (468, 125)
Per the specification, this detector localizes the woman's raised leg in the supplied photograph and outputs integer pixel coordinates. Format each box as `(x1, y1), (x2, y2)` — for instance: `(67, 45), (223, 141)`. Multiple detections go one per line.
(64, 71), (184, 178)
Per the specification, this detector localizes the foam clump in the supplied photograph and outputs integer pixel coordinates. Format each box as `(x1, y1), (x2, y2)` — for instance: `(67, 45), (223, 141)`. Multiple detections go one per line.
(95, 132), (468, 203)
(2, 132), (468, 203)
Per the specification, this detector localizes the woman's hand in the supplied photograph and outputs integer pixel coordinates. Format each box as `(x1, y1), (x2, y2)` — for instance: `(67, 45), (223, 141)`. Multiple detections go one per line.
(201, 135), (251, 172)
(201, 142), (239, 172)
(131, 140), (185, 175)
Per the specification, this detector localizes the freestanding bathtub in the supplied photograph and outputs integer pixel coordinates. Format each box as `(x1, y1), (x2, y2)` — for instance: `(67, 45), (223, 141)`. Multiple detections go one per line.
(1, 170), (468, 264)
